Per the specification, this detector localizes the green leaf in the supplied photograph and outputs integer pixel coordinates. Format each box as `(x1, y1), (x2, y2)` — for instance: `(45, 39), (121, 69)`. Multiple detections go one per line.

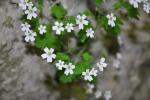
(95, 0), (103, 6)
(82, 52), (93, 61)
(78, 30), (88, 43)
(113, 2), (122, 9)
(113, 1), (139, 19)
(74, 62), (91, 75)
(65, 16), (76, 24)
(51, 4), (67, 19)
(29, 18), (40, 32)
(35, 25), (61, 49)
(59, 74), (75, 83)
(74, 52), (93, 75)
(123, 2), (139, 19)
(35, 36), (46, 48)
(56, 52), (70, 62)
(84, 9), (93, 16)
(101, 16), (123, 35)
(35, 34), (59, 49)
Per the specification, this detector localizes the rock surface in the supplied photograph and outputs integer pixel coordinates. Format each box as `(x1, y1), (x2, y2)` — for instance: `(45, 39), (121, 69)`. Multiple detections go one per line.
(0, 0), (150, 100)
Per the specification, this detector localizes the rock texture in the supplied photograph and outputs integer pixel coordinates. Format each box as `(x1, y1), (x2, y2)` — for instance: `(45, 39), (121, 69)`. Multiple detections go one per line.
(0, 0), (150, 100)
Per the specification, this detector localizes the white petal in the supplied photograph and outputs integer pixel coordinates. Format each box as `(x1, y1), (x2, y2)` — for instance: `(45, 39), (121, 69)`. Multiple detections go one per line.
(100, 57), (105, 63)
(56, 30), (61, 35)
(102, 63), (107, 68)
(52, 26), (57, 30)
(60, 23), (63, 26)
(41, 53), (47, 59)
(25, 10), (29, 14)
(83, 20), (88, 25)
(51, 54), (56, 59)
(33, 13), (37, 18)
(27, 15), (32, 20)
(30, 36), (35, 42)
(71, 65), (75, 69)
(79, 23), (83, 29)
(50, 48), (54, 53)
(77, 15), (81, 19)
(32, 32), (37, 36)
(55, 21), (59, 26)
(44, 47), (49, 53)
(69, 70), (73, 75)
(25, 36), (30, 42)
(82, 15), (86, 19)
(106, 15), (110, 19)
(47, 57), (52, 62)
(33, 7), (37, 11)
(64, 70), (69, 75)
(60, 27), (64, 31)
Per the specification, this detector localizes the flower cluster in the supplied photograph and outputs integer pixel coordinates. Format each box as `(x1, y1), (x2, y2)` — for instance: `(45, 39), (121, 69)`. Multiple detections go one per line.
(19, 0), (37, 20)
(19, 0), (109, 83)
(20, 1), (46, 43)
(52, 15), (95, 38)
(21, 22), (37, 42)
(82, 57), (107, 82)
(56, 60), (75, 76)
(82, 69), (94, 82)
(129, 0), (142, 8)
(21, 22), (47, 42)
(129, 0), (150, 14)
(143, 1), (150, 13)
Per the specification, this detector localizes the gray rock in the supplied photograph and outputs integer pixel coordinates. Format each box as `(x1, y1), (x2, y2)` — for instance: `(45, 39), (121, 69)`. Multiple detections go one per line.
(0, 0), (150, 100)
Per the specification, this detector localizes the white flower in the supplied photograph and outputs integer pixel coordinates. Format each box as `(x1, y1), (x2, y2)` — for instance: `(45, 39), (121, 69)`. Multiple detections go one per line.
(95, 90), (102, 99)
(86, 83), (95, 94)
(41, 48), (56, 63)
(129, 0), (142, 8)
(104, 90), (112, 100)
(64, 63), (75, 75)
(76, 15), (88, 29)
(56, 60), (65, 70)
(38, 25), (46, 35)
(19, 0), (29, 10)
(25, 6), (37, 20)
(90, 68), (98, 76)
(106, 13), (116, 27)
(82, 69), (93, 82)
(143, 2), (150, 14)
(24, 30), (36, 42)
(52, 21), (64, 35)
(86, 28), (94, 38)
(96, 57), (107, 72)
(65, 23), (74, 32)
(27, 2), (33, 8)
(21, 22), (30, 32)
